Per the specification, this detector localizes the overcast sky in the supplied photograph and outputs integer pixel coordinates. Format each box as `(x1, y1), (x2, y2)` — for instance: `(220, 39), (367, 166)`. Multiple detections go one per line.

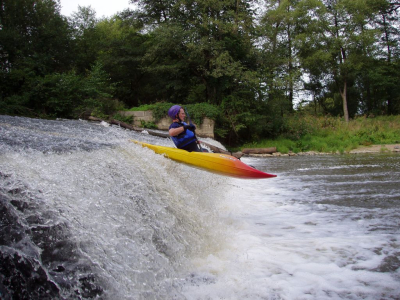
(60, 0), (134, 18)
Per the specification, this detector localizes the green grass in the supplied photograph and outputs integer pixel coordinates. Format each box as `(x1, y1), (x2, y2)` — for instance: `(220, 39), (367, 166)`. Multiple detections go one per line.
(242, 115), (400, 154)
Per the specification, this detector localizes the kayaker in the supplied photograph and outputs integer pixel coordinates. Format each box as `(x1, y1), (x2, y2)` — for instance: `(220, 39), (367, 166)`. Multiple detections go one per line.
(168, 105), (202, 152)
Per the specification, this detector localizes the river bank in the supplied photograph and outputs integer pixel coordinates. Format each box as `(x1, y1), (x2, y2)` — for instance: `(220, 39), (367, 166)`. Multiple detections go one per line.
(246, 144), (400, 157)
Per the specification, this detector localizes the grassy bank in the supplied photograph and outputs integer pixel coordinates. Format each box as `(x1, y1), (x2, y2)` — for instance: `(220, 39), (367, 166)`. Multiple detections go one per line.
(242, 115), (400, 154)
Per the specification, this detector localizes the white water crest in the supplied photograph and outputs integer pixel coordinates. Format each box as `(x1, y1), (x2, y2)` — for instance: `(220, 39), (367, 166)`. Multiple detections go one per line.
(1, 115), (399, 300)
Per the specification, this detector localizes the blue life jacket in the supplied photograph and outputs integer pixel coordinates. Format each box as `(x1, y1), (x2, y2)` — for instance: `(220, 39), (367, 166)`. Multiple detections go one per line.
(169, 121), (197, 149)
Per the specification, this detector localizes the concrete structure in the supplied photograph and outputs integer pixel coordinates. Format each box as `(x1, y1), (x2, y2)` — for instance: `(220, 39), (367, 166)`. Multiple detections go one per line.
(119, 110), (215, 138)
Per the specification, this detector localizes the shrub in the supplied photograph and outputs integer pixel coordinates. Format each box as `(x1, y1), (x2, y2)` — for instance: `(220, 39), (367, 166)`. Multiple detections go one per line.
(128, 102), (220, 124)
(112, 113), (133, 124)
(140, 120), (158, 129)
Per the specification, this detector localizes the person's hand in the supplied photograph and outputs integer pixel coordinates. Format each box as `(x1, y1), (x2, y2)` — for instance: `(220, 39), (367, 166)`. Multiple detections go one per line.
(184, 124), (196, 131)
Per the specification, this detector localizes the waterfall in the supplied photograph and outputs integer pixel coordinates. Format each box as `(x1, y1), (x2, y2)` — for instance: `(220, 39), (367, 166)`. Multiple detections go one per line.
(0, 116), (228, 299)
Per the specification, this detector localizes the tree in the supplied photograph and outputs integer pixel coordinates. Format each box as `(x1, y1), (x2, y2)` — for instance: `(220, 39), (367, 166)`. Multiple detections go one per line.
(132, 0), (258, 102)
(30, 62), (116, 118)
(372, 0), (400, 114)
(69, 5), (100, 74)
(292, 0), (329, 112)
(294, 0), (388, 121)
(0, 0), (73, 115)
(259, 0), (304, 114)
(129, 0), (261, 144)
(96, 15), (153, 106)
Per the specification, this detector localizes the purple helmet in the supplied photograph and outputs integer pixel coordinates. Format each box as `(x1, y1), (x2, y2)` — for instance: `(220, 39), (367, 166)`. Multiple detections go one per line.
(168, 105), (181, 119)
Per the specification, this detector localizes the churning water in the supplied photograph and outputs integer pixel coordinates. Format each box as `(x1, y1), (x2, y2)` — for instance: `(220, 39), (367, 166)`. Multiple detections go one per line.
(1, 115), (399, 300)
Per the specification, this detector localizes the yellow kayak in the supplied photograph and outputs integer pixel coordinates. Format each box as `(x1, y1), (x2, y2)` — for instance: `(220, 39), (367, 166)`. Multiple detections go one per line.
(132, 140), (277, 179)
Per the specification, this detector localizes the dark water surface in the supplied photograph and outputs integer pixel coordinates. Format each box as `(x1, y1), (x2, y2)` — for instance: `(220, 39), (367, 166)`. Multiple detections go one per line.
(255, 154), (400, 209)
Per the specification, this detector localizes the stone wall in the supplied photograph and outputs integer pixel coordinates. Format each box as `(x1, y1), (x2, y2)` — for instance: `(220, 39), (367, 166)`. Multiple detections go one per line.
(119, 111), (215, 138)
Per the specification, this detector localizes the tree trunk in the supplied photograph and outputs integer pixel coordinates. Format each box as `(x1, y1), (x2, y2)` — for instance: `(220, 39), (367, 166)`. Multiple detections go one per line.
(339, 80), (349, 122)
(242, 147), (277, 154)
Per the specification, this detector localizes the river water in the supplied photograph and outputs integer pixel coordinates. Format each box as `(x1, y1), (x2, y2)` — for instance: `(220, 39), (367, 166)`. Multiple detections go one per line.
(1, 115), (399, 300)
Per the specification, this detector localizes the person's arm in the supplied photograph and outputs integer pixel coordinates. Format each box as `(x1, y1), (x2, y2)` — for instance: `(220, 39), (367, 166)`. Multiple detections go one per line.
(169, 123), (196, 136)
(169, 126), (185, 137)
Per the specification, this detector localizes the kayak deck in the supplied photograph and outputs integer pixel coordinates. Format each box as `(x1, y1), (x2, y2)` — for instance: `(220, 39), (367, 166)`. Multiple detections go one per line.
(132, 140), (277, 179)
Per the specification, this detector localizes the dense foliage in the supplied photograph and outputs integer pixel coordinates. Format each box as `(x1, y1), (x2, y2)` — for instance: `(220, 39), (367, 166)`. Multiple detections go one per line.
(128, 103), (220, 125)
(242, 115), (400, 153)
(1, 0), (399, 145)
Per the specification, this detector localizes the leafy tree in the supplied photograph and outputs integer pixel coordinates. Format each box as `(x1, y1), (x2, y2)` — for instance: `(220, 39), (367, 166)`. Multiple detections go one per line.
(1, 0), (399, 145)
(69, 5), (101, 74)
(0, 0), (73, 115)
(128, 0), (262, 144)
(95, 16), (152, 107)
(294, 0), (388, 121)
(29, 62), (117, 118)
(30, 72), (84, 117)
(259, 0), (304, 113)
(371, 0), (400, 115)
(132, 0), (259, 104)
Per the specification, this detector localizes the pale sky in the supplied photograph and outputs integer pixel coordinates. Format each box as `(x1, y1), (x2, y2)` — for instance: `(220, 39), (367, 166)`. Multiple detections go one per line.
(60, 0), (134, 18)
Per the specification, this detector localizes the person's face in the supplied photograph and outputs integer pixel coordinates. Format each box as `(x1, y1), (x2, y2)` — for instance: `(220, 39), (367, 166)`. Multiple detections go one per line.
(178, 109), (186, 121)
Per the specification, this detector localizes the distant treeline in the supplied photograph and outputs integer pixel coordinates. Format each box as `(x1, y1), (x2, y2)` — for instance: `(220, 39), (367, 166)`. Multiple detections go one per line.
(1, 0), (399, 144)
